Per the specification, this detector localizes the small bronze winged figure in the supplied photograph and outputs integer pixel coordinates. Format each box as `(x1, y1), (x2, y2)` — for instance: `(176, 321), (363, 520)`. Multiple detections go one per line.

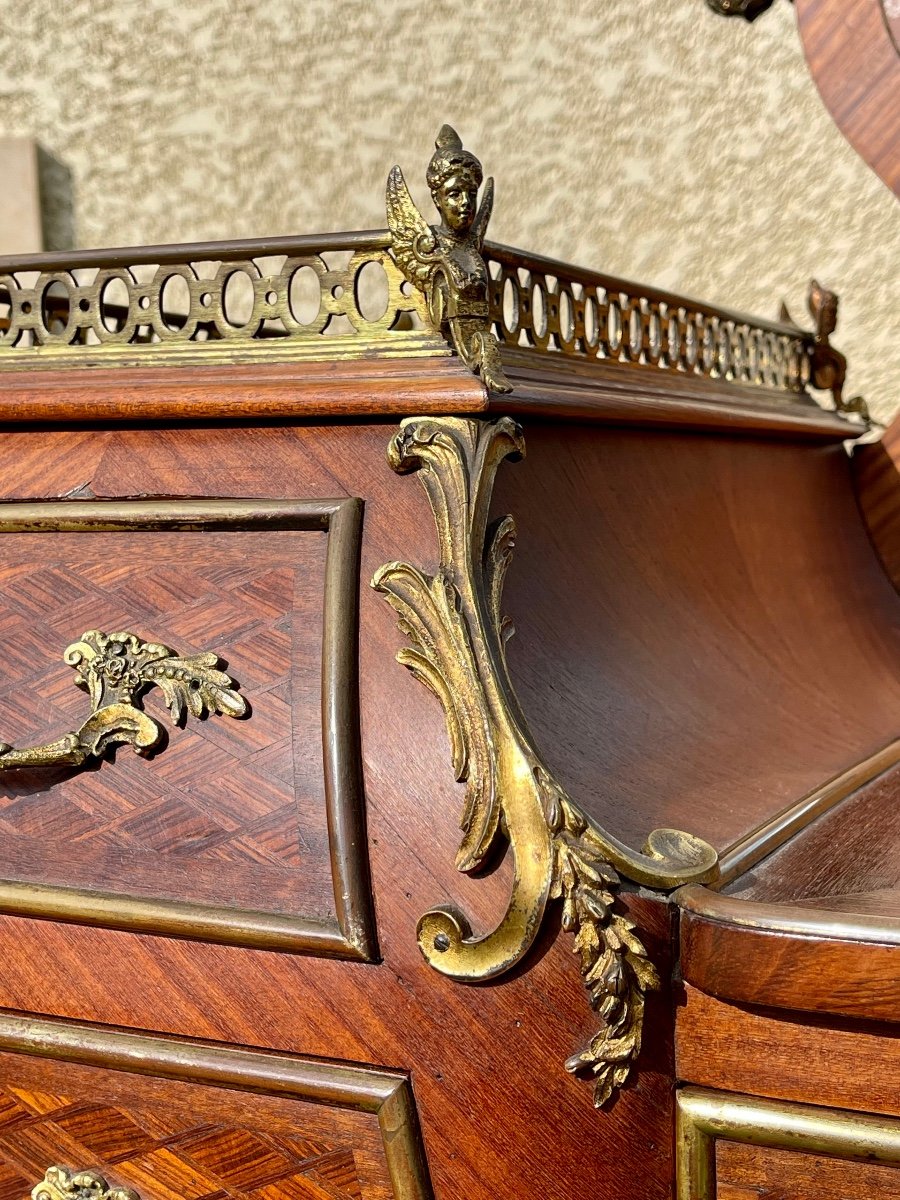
(782, 280), (869, 423)
(386, 125), (512, 394)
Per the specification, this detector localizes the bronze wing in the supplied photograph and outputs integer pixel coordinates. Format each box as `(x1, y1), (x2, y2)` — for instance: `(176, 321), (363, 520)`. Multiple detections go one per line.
(471, 176), (494, 250)
(386, 165), (437, 288)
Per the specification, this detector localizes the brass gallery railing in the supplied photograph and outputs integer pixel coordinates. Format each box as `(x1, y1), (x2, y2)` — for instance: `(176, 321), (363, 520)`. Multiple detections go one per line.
(0, 230), (811, 394)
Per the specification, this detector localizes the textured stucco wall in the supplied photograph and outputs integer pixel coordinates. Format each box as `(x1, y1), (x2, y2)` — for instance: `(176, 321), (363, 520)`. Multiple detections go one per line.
(0, 0), (897, 418)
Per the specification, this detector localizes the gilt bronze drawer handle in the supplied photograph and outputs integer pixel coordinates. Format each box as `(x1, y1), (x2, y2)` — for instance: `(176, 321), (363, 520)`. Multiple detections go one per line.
(33, 1167), (139, 1200)
(0, 628), (246, 771)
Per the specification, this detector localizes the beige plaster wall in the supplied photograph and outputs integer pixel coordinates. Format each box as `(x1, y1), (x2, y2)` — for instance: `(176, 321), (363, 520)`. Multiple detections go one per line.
(0, 0), (897, 418)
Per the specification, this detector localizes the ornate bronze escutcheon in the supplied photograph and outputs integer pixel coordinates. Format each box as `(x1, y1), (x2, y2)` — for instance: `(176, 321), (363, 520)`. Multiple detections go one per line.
(0, 628), (246, 772)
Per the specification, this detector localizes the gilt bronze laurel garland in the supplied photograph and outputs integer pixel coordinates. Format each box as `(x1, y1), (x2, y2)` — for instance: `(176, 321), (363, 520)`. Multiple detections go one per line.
(373, 416), (719, 1106)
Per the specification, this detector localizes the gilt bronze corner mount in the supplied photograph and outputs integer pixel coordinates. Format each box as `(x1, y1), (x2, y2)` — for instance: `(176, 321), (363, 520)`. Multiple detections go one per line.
(781, 279), (870, 424)
(373, 416), (718, 1107)
(0, 628), (246, 772)
(386, 125), (512, 394)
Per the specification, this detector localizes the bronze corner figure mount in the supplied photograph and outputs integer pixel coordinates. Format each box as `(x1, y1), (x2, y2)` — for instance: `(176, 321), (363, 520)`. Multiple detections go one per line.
(782, 280), (870, 423)
(386, 125), (512, 394)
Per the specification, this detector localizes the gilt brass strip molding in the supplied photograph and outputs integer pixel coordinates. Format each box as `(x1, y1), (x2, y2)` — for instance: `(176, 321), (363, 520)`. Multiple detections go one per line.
(715, 737), (900, 887)
(373, 415), (718, 1107)
(676, 884), (900, 946)
(676, 1087), (900, 1200)
(0, 497), (377, 962)
(0, 1012), (433, 1200)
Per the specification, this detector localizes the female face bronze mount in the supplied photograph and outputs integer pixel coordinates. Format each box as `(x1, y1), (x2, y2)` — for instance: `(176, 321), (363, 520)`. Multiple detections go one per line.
(433, 170), (480, 237)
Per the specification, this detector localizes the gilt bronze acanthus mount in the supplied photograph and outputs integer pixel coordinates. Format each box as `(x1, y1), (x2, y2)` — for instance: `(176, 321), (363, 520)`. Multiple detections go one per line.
(373, 416), (718, 1106)
(0, 629), (246, 772)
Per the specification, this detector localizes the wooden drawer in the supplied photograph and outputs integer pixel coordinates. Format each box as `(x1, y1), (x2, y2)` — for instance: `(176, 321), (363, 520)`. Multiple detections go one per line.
(0, 1012), (430, 1200)
(718, 1141), (900, 1200)
(677, 1088), (900, 1200)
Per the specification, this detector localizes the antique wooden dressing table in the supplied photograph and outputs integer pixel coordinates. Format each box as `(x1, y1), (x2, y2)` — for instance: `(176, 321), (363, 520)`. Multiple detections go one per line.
(0, 127), (897, 1200)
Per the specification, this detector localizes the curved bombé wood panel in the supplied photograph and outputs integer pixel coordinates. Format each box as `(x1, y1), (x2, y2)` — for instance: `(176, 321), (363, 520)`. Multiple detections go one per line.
(796, 0), (900, 196)
(491, 423), (900, 854)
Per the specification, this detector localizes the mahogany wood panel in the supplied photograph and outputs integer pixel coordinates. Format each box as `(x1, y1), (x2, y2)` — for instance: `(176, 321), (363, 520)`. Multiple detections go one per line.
(0, 897), (676, 1200)
(491, 424), (900, 850)
(0, 359), (859, 439)
(679, 886), (900, 1021)
(854, 416), (900, 596)
(0, 1030), (419, 1200)
(500, 358), (857, 440)
(796, 0), (900, 196)
(0, 412), (895, 1200)
(0, 360), (483, 426)
(676, 984), (900, 1118)
(717, 1141), (900, 1200)
(0, 421), (894, 855)
(725, 763), (900, 903)
(0, 529), (327, 907)
(0, 503), (374, 959)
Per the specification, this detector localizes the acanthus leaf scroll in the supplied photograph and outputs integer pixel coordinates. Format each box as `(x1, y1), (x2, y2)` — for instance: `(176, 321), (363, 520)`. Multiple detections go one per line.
(373, 416), (719, 1107)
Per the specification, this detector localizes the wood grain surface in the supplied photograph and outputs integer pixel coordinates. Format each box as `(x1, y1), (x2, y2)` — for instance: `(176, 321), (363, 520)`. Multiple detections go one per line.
(854, 412), (900, 595)
(718, 1140), (900, 1200)
(795, 0), (900, 196)
(0, 398), (895, 1200)
(679, 887), (900, 1022)
(676, 984), (900, 1118)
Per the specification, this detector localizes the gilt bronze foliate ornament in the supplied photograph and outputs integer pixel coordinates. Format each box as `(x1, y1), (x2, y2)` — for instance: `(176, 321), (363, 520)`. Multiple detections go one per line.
(0, 629), (246, 772)
(32, 1169), (139, 1200)
(374, 416), (719, 1106)
(386, 126), (512, 393)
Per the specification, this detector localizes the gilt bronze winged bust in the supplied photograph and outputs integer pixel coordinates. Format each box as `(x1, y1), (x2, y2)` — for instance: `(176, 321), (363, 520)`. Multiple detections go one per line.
(386, 125), (512, 393)
(782, 280), (869, 422)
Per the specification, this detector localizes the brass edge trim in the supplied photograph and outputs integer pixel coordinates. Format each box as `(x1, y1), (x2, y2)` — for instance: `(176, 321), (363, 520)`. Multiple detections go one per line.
(322, 498), (378, 960)
(676, 1086), (900, 1200)
(0, 497), (378, 961)
(716, 738), (900, 887)
(675, 884), (900, 946)
(373, 415), (718, 1107)
(0, 334), (450, 374)
(0, 880), (353, 955)
(0, 1011), (434, 1200)
(0, 230), (394, 273)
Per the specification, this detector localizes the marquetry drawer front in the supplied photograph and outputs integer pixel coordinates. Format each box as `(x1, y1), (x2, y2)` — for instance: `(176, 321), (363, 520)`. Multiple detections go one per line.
(0, 1015), (430, 1200)
(0, 499), (374, 959)
(677, 1089), (900, 1200)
